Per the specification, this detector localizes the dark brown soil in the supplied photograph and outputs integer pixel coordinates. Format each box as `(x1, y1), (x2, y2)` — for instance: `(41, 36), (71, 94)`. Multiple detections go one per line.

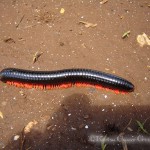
(0, 0), (150, 150)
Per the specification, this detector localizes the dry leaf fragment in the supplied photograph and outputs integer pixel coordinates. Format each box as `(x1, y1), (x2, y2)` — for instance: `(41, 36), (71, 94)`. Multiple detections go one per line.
(100, 0), (108, 4)
(79, 21), (97, 28)
(127, 127), (133, 132)
(60, 8), (65, 14)
(33, 51), (43, 63)
(105, 68), (110, 71)
(47, 125), (53, 130)
(24, 120), (38, 134)
(122, 31), (130, 39)
(81, 43), (86, 48)
(19, 90), (24, 96)
(3, 38), (15, 43)
(0, 111), (3, 119)
(137, 33), (150, 47)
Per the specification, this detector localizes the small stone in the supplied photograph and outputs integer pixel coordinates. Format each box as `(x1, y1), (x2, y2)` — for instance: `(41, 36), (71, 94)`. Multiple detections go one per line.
(144, 77), (147, 81)
(104, 95), (108, 99)
(14, 135), (20, 141)
(68, 113), (71, 116)
(85, 125), (89, 129)
(60, 8), (65, 14)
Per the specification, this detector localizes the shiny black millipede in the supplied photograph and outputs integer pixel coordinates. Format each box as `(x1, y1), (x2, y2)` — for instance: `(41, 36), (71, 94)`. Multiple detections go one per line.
(0, 68), (134, 93)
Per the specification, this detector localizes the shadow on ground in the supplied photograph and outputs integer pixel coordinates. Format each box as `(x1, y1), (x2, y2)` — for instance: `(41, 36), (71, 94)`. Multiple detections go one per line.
(5, 94), (150, 150)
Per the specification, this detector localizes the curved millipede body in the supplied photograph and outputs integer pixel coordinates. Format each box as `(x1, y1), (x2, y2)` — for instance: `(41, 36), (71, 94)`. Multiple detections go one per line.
(0, 68), (134, 93)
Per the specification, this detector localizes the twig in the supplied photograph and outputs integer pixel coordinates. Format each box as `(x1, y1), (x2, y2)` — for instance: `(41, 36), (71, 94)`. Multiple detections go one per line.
(20, 127), (25, 150)
(33, 51), (43, 63)
(119, 133), (128, 150)
(16, 15), (25, 28)
(123, 118), (132, 131)
(143, 117), (150, 125)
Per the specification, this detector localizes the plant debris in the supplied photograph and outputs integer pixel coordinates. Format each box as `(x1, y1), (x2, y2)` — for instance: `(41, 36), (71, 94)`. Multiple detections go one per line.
(3, 38), (15, 43)
(24, 120), (38, 134)
(123, 118), (132, 131)
(122, 31), (130, 39)
(136, 120), (149, 134)
(101, 135), (107, 150)
(100, 0), (108, 5)
(60, 8), (65, 14)
(83, 115), (89, 119)
(127, 127), (133, 132)
(33, 51), (43, 63)
(81, 43), (86, 48)
(34, 11), (53, 24)
(0, 111), (3, 119)
(79, 21), (97, 28)
(119, 133), (128, 150)
(19, 91), (25, 96)
(137, 33), (150, 47)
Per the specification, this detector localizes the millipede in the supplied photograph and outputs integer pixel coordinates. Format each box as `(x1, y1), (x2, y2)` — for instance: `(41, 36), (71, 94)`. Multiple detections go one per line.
(0, 68), (134, 93)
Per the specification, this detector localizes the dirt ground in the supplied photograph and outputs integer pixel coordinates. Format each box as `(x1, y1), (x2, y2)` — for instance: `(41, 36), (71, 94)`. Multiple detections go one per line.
(0, 0), (150, 149)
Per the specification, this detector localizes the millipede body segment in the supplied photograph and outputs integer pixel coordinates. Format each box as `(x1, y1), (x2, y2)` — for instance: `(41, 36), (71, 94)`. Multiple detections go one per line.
(0, 68), (134, 93)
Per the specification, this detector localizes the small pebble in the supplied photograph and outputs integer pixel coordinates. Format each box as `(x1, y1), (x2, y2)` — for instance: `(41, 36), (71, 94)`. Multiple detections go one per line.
(14, 135), (20, 141)
(68, 113), (71, 116)
(85, 125), (89, 129)
(144, 77), (147, 81)
(104, 95), (108, 99)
